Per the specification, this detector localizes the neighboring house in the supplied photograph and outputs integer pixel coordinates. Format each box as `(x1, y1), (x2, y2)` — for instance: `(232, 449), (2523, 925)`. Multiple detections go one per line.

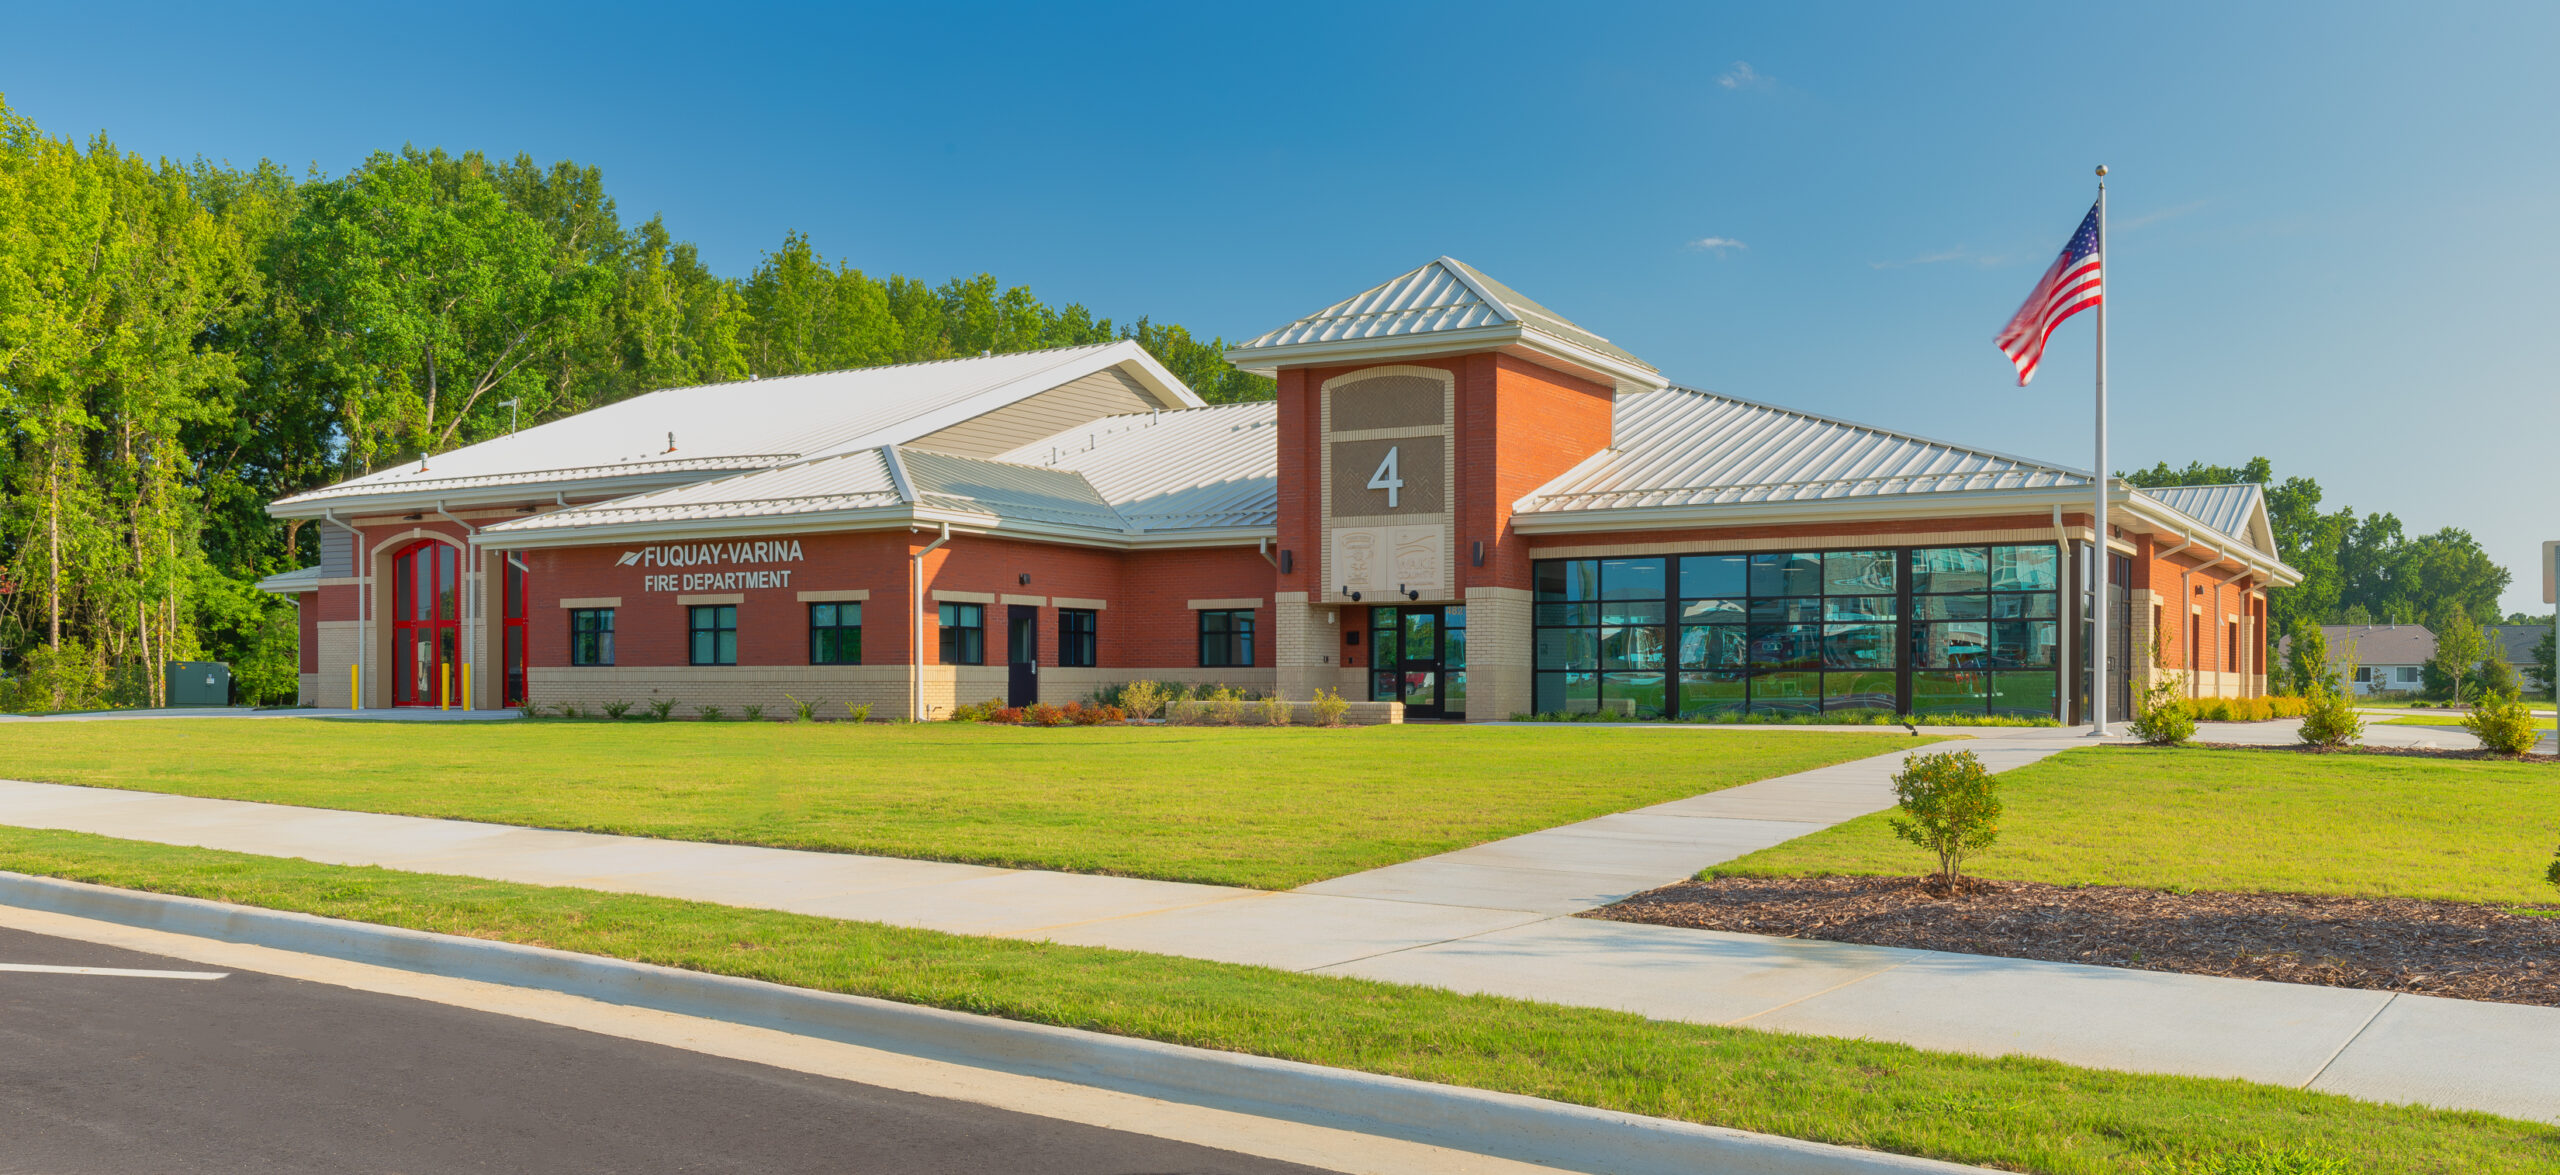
(2322, 624), (2433, 695)
(2488, 624), (2545, 672)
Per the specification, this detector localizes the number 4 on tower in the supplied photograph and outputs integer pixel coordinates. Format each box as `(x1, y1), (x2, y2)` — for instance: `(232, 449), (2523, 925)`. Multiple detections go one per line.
(1367, 446), (1404, 508)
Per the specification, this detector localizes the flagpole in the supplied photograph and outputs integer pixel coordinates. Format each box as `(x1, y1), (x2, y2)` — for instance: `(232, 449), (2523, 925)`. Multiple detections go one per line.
(2090, 164), (2112, 736)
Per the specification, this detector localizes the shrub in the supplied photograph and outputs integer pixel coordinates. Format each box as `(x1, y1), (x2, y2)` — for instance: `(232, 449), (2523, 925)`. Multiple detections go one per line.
(645, 698), (675, 721)
(2128, 676), (2196, 746)
(741, 704), (765, 722)
(1887, 749), (2001, 889)
(601, 700), (633, 720)
(2297, 683), (2365, 750)
(554, 703), (582, 720)
(2462, 691), (2540, 755)
(987, 706), (1024, 725)
(1209, 687), (1247, 726)
(783, 694), (815, 723)
(1026, 702), (1067, 727)
(1117, 680), (1167, 723)
(2547, 845), (2560, 895)
(1096, 704), (1126, 724)
(1310, 687), (1351, 727)
(2181, 695), (2311, 723)
(1064, 701), (1104, 725)
(846, 701), (873, 723)
(696, 704), (726, 722)
(1259, 694), (1293, 726)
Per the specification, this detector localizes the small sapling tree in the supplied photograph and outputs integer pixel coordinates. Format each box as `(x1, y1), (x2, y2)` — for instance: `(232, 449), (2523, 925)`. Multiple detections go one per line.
(2427, 605), (2484, 705)
(2128, 675), (2196, 746)
(1889, 749), (2002, 891)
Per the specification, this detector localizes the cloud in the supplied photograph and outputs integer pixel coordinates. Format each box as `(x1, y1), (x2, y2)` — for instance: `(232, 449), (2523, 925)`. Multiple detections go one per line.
(1869, 248), (1993, 270)
(2116, 199), (2209, 232)
(1687, 236), (1748, 254)
(1716, 61), (1769, 90)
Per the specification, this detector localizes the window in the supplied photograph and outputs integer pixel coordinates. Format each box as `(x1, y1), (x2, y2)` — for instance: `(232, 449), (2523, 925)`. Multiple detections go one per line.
(1530, 543), (2062, 721)
(809, 602), (861, 665)
(2226, 620), (2238, 672)
(569, 608), (615, 667)
(2355, 666), (2374, 684)
(689, 605), (737, 666)
(2397, 666), (2421, 685)
(1058, 608), (1097, 668)
(1199, 609), (1255, 667)
(938, 602), (984, 665)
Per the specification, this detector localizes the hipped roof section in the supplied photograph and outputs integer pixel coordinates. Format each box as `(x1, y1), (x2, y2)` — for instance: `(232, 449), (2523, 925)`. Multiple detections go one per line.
(1225, 256), (1667, 393)
(479, 402), (1279, 545)
(269, 341), (1199, 514)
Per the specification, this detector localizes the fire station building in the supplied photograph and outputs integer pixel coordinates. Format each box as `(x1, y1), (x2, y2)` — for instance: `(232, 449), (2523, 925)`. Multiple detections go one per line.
(260, 257), (2297, 721)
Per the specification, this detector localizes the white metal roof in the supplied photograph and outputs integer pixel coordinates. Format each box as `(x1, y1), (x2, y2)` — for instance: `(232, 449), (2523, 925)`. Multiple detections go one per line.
(2131, 483), (2274, 555)
(997, 402), (1277, 531)
(1225, 257), (1664, 391)
(483, 402), (1280, 544)
(1518, 385), (2092, 514)
(271, 341), (1199, 513)
(254, 565), (324, 594)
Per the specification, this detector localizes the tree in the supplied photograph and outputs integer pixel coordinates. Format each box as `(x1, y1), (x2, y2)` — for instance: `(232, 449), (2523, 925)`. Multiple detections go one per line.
(2426, 603), (2485, 704)
(2476, 631), (2522, 700)
(2283, 619), (2332, 696)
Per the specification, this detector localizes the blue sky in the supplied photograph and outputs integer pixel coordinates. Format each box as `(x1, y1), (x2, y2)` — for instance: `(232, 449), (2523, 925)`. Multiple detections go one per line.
(7, 2), (2555, 613)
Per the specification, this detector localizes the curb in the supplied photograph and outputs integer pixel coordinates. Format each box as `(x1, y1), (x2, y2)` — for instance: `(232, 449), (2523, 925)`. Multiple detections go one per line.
(0, 871), (1984, 1175)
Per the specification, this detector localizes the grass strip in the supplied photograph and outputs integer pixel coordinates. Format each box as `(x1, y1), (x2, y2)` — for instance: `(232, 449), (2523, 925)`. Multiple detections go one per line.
(2380, 715), (2555, 729)
(1713, 746), (2560, 905)
(0, 721), (1919, 889)
(0, 825), (2548, 1174)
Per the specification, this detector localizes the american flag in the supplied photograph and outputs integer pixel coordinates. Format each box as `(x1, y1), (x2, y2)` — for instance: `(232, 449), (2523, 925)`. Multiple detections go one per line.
(1994, 202), (2103, 385)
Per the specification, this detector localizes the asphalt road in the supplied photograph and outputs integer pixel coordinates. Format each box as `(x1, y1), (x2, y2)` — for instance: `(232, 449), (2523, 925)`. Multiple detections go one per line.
(0, 926), (1339, 1175)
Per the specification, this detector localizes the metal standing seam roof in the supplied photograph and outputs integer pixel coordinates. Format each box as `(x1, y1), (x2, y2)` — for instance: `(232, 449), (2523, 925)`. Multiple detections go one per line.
(272, 342), (1184, 509)
(2131, 483), (2270, 552)
(1517, 385), (2093, 514)
(1229, 256), (1655, 373)
(998, 402), (1278, 531)
(483, 403), (1282, 540)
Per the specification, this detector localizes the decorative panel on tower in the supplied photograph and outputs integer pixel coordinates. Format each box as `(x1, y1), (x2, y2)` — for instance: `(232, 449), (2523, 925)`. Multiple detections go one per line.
(1322, 366), (1453, 600)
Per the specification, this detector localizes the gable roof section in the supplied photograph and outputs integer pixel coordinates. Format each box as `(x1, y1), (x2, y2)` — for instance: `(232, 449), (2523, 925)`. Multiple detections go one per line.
(1225, 257), (1666, 393)
(2131, 483), (2277, 558)
(480, 402), (1279, 546)
(270, 341), (1200, 515)
(2316, 624), (2437, 666)
(1516, 385), (2091, 517)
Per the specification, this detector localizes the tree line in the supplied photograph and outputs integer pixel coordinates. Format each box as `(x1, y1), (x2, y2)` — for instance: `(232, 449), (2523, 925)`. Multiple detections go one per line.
(0, 98), (1271, 709)
(2124, 458), (2540, 696)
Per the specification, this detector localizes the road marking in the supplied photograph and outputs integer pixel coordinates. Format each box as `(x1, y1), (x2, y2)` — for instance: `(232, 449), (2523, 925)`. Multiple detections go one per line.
(0, 963), (227, 980)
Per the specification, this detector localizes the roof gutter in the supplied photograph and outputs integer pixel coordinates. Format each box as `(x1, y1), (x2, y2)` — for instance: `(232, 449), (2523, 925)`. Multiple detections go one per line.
(911, 522), (952, 722)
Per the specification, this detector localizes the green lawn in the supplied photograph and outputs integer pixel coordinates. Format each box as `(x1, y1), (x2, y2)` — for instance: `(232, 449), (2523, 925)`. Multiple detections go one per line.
(0, 825), (2545, 1174)
(2382, 714), (2556, 729)
(0, 719), (1919, 889)
(1715, 746), (2560, 905)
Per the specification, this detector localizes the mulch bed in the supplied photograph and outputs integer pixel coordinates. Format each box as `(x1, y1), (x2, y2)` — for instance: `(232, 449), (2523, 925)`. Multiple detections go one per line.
(1591, 875), (2560, 1007)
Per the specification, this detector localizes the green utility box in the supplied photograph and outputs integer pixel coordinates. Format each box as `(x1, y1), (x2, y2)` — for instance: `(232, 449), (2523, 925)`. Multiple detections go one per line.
(165, 661), (232, 708)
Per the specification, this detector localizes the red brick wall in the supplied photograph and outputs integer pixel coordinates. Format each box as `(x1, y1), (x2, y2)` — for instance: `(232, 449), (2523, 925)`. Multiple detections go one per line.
(1273, 367), (1321, 597)
(520, 529), (1274, 671)
(1472, 356), (1618, 591)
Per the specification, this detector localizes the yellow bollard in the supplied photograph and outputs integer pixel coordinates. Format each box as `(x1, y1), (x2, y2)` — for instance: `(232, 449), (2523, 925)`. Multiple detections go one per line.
(462, 663), (472, 712)
(349, 663), (360, 711)
(440, 665), (451, 711)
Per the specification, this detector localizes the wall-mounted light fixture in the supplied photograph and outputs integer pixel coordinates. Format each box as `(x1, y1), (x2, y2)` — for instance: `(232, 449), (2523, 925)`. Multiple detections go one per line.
(1471, 540), (1484, 568)
(1345, 630), (1360, 646)
(1019, 573), (1032, 586)
(1340, 585), (1362, 602)
(1399, 584), (1420, 601)
(1279, 550), (1293, 574)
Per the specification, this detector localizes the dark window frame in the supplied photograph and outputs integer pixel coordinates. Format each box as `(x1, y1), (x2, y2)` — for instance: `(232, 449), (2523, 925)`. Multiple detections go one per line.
(1199, 609), (1255, 668)
(689, 604), (738, 667)
(1058, 608), (1098, 668)
(809, 601), (862, 665)
(939, 602), (985, 665)
(569, 607), (615, 667)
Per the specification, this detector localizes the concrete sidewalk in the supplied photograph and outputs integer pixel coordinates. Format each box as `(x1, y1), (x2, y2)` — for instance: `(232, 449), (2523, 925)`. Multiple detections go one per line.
(0, 727), (2550, 1124)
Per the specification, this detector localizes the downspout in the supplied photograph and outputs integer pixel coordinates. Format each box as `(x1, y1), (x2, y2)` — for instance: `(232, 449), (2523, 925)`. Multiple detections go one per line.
(2214, 558), (2259, 697)
(431, 501), (481, 709)
(1256, 535), (1279, 568)
(322, 509), (367, 708)
(911, 522), (952, 721)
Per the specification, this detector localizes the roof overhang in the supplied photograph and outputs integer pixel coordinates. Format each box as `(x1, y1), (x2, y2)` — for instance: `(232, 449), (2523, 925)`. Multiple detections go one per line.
(473, 504), (1272, 554)
(1225, 324), (1669, 395)
(266, 466), (771, 520)
(254, 566), (324, 595)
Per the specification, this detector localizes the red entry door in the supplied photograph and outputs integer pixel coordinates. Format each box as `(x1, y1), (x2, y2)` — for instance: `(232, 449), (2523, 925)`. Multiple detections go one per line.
(393, 542), (462, 706)
(503, 557), (529, 707)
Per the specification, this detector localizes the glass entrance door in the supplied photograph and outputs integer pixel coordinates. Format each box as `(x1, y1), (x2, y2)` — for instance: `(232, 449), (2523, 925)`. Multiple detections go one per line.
(1369, 605), (1466, 719)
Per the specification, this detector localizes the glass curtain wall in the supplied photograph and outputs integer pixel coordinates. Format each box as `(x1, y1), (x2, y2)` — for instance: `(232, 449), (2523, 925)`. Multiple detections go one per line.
(1533, 544), (2061, 719)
